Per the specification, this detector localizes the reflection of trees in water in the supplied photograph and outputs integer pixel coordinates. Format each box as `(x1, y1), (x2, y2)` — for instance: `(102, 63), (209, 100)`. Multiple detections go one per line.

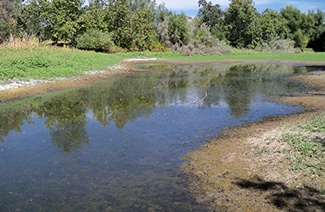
(50, 122), (88, 152)
(0, 63), (305, 151)
(223, 65), (255, 118)
(193, 67), (223, 108)
(155, 66), (190, 105)
(0, 109), (33, 142)
(37, 93), (88, 152)
(88, 74), (156, 128)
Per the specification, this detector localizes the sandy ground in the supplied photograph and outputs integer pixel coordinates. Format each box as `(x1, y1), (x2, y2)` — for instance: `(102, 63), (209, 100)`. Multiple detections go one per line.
(0, 59), (324, 211)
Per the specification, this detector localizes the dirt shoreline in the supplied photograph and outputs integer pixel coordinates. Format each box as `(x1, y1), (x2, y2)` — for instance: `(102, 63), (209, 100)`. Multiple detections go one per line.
(181, 71), (325, 211)
(0, 59), (324, 210)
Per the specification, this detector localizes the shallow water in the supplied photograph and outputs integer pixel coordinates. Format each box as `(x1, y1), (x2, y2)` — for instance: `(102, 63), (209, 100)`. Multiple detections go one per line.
(0, 63), (315, 211)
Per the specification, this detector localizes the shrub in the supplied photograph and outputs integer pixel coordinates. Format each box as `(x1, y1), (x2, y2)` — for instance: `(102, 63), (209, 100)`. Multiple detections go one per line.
(75, 29), (114, 52)
(259, 39), (301, 53)
(176, 39), (232, 56)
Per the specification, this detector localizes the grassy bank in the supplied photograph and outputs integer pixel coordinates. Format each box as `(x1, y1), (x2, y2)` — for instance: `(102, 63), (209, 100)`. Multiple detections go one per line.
(1, 46), (325, 81)
(0, 47), (163, 80)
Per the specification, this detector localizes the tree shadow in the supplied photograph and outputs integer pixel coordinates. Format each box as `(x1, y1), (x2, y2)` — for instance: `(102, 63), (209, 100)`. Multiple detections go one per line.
(234, 175), (325, 211)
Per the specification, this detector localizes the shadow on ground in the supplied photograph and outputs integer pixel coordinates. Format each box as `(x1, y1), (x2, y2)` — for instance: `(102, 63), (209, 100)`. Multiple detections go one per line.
(234, 175), (325, 211)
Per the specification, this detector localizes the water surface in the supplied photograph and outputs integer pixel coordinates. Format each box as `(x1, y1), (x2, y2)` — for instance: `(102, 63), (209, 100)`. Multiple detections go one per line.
(0, 63), (314, 211)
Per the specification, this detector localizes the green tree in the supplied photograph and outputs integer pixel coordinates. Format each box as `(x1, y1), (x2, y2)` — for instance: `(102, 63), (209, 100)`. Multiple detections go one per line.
(17, 0), (45, 40)
(167, 13), (190, 47)
(154, 2), (170, 24)
(260, 9), (289, 43)
(308, 10), (325, 51)
(281, 6), (315, 48)
(78, 1), (108, 34)
(106, 0), (133, 49)
(130, 9), (157, 51)
(197, 0), (224, 38)
(75, 29), (114, 51)
(41, 0), (83, 43)
(224, 0), (260, 47)
(129, 0), (156, 12)
(0, 0), (23, 42)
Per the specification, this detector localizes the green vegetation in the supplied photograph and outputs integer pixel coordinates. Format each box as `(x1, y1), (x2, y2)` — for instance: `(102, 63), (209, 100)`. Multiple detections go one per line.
(0, 46), (152, 80)
(1, 46), (325, 80)
(1, 0), (325, 53)
(260, 114), (325, 176)
(281, 132), (324, 175)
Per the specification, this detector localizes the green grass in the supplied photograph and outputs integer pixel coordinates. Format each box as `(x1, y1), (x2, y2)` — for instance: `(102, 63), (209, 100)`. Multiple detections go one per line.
(1, 46), (325, 80)
(279, 114), (325, 175)
(0, 46), (158, 80)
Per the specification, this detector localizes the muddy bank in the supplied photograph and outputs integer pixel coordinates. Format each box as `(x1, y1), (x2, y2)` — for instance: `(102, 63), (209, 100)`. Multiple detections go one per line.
(181, 71), (325, 211)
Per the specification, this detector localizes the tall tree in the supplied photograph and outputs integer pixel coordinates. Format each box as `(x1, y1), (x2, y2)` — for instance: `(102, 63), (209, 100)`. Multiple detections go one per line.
(78, 0), (108, 34)
(129, 0), (156, 12)
(260, 9), (289, 43)
(17, 0), (45, 40)
(0, 0), (23, 43)
(41, 0), (83, 43)
(307, 10), (325, 51)
(167, 13), (190, 47)
(281, 6), (315, 48)
(224, 0), (259, 47)
(130, 9), (157, 50)
(197, 0), (224, 38)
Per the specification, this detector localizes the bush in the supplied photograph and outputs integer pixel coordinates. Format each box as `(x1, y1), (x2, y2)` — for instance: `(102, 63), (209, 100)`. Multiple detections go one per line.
(75, 29), (114, 52)
(259, 39), (301, 53)
(175, 39), (232, 56)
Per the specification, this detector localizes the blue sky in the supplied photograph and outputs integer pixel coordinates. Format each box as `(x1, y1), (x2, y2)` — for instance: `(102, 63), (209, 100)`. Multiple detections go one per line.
(155, 0), (325, 17)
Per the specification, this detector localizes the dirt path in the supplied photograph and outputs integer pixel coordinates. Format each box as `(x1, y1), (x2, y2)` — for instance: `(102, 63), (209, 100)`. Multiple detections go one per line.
(181, 71), (325, 211)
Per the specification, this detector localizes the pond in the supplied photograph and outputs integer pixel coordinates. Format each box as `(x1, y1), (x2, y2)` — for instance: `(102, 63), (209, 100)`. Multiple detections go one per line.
(0, 63), (315, 211)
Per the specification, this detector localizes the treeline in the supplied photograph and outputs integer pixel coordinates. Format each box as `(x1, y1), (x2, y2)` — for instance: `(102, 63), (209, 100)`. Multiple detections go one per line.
(0, 0), (324, 53)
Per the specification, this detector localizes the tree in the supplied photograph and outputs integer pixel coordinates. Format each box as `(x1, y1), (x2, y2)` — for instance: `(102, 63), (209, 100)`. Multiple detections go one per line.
(105, 0), (133, 49)
(260, 9), (289, 43)
(224, 0), (260, 47)
(197, 0), (224, 38)
(281, 6), (315, 48)
(75, 29), (114, 51)
(281, 6), (314, 35)
(41, 0), (83, 43)
(130, 9), (157, 51)
(17, 0), (45, 40)
(129, 0), (156, 12)
(78, 1), (108, 34)
(307, 10), (325, 51)
(167, 13), (190, 47)
(0, 0), (23, 43)
(154, 2), (170, 24)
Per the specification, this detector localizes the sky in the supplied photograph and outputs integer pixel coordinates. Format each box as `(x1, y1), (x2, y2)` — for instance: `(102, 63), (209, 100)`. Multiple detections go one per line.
(155, 0), (325, 17)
